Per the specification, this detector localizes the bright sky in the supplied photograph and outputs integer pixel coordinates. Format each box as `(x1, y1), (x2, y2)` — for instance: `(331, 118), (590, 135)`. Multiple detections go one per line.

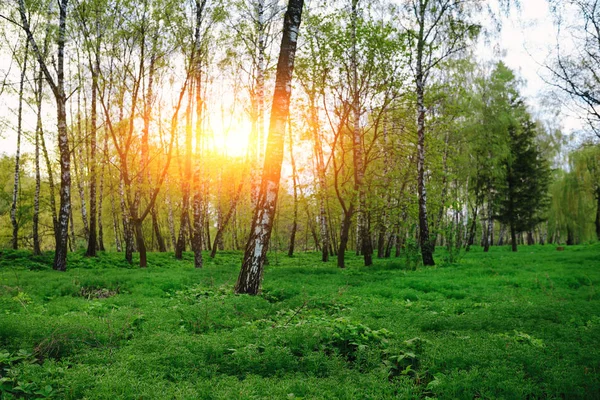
(485, 0), (584, 137)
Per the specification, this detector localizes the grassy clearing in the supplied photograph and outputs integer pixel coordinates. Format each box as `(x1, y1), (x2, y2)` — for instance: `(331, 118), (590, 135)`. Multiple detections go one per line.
(0, 245), (599, 399)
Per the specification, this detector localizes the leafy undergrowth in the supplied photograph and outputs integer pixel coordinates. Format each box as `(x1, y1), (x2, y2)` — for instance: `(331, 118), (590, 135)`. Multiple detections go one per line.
(0, 244), (599, 399)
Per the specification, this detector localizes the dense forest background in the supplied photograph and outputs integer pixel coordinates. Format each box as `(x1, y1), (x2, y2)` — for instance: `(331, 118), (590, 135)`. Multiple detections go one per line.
(0, 0), (598, 274)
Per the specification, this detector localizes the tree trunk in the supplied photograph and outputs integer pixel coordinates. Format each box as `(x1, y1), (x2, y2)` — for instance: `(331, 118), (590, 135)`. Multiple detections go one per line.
(310, 95), (329, 262)
(395, 227), (403, 258)
(19, 0), (62, 256)
(151, 207), (167, 252)
(527, 230), (534, 245)
(432, 132), (450, 251)
(465, 205), (478, 251)
(484, 206), (493, 252)
(133, 219), (147, 268)
(33, 67), (43, 255)
(86, 56), (100, 257)
(175, 87), (194, 259)
(337, 206), (354, 268)
(110, 182), (122, 252)
(97, 130), (107, 251)
(384, 229), (395, 258)
(166, 180), (177, 250)
(288, 121), (299, 257)
(235, 0), (304, 295)
(567, 226), (575, 246)
(415, 2), (434, 266)
(377, 226), (386, 258)
(73, 89), (89, 241)
(510, 222), (517, 252)
(69, 208), (76, 252)
(120, 178), (134, 263)
(210, 183), (243, 258)
(192, 3), (206, 269)
(350, 0), (372, 267)
(204, 209), (212, 251)
(249, 0), (267, 208)
(497, 224), (506, 246)
(54, 33), (71, 270)
(11, 42), (28, 250)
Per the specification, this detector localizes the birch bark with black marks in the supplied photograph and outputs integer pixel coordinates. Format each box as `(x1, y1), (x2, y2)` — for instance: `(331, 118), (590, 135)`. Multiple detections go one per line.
(414, 1), (434, 266)
(19, 0), (71, 270)
(350, 0), (373, 266)
(235, 0), (304, 295)
(311, 99), (329, 262)
(11, 41), (28, 250)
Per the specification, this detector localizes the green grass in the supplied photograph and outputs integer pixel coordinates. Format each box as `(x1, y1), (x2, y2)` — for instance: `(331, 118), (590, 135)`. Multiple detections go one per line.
(0, 244), (599, 399)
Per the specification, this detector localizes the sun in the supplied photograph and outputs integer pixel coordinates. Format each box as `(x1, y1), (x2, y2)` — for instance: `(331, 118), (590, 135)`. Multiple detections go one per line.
(210, 116), (252, 158)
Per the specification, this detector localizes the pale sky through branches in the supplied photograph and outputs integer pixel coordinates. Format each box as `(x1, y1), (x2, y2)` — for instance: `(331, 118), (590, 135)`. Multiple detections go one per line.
(0, 0), (584, 156)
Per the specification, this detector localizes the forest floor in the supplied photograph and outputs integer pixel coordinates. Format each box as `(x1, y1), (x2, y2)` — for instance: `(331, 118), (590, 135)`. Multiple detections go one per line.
(0, 244), (599, 399)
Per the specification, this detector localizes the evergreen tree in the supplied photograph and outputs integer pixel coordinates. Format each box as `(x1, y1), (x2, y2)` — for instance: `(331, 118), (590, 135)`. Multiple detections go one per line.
(495, 105), (551, 251)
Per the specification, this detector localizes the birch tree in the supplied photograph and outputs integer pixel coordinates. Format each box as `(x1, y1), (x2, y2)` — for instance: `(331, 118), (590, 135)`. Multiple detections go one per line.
(235, 0), (304, 295)
(19, 0), (72, 271)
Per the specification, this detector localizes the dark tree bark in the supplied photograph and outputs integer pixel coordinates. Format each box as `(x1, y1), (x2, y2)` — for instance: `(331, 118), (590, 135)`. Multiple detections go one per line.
(510, 222), (518, 252)
(484, 205), (493, 253)
(151, 207), (167, 252)
(86, 45), (100, 257)
(110, 181), (122, 252)
(235, 0), (304, 295)
(120, 178), (134, 263)
(337, 205), (355, 268)
(566, 226), (575, 246)
(210, 183), (243, 258)
(288, 121), (299, 257)
(133, 219), (147, 267)
(527, 230), (535, 245)
(465, 205), (478, 252)
(166, 181), (177, 251)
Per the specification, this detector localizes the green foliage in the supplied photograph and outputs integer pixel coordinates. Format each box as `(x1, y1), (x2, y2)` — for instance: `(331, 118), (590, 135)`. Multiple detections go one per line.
(0, 247), (598, 398)
(495, 109), (552, 236)
(0, 349), (56, 399)
(327, 318), (390, 361)
(402, 237), (422, 271)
